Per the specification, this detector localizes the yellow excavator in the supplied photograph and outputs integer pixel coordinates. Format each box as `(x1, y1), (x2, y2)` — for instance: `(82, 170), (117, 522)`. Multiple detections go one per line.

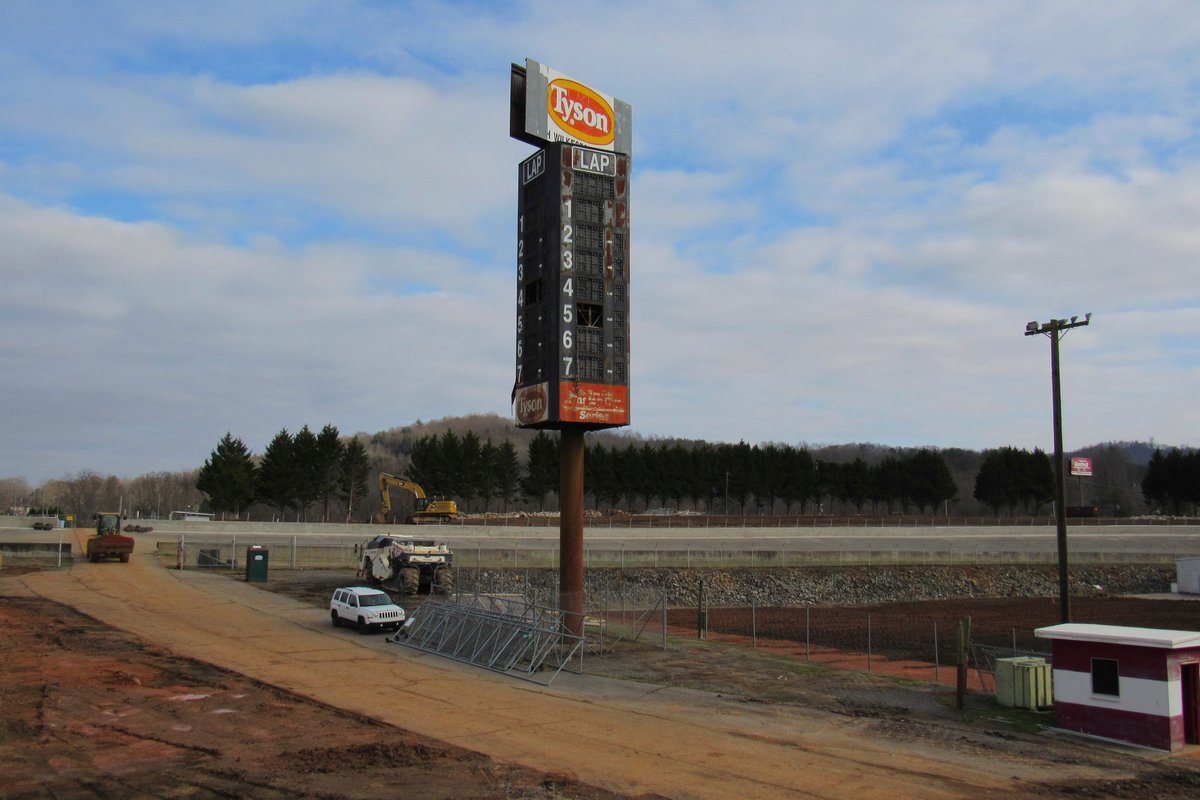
(375, 473), (458, 524)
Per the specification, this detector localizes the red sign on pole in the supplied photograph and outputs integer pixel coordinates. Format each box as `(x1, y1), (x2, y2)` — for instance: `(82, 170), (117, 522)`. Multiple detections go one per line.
(1070, 457), (1093, 477)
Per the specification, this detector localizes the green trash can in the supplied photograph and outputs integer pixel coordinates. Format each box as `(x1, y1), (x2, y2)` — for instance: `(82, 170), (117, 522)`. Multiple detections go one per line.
(245, 545), (268, 582)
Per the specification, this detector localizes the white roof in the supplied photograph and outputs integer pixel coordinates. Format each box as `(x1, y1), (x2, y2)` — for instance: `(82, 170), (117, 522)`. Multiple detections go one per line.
(1035, 623), (1200, 649)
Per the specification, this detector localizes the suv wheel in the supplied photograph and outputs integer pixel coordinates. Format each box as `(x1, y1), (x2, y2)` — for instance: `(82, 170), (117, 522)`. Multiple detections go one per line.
(357, 617), (369, 634)
(331, 611), (342, 627)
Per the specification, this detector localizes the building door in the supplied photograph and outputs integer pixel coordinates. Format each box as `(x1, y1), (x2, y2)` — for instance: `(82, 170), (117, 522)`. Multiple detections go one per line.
(1183, 663), (1200, 746)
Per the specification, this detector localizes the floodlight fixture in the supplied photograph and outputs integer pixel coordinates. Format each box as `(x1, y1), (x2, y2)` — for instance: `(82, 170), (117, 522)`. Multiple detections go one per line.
(1025, 313), (1091, 337)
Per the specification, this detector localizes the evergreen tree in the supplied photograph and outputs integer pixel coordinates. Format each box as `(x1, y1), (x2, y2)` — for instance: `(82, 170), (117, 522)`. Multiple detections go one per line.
(975, 447), (1021, 515)
(256, 429), (296, 519)
(818, 461), (845, 513)
(339, 436), (372, 521)
(460, 431), (484, 512)
(291, 425), (321, 521)
(616, 444), (643, 511)
(906, 449), (958, 514)
(684, 445), (715, 512)
(492, 439), (521, 511)
(408, 435), (438, 488)
(660, 444), (690, 510)
(521, 431), (559, 509)
(872, 455), (906, 513)
(1140, 448), (1169, 512)
(1025, 448), (1055, 513)
(778, 446), (817, 514)
(195, 433), (256, 519)
(585, 442), (611, 510)
(843, 458), (871, 513)
(410, 433), (457, 501)
(974, 447), (1053, 516)
(1142, 448), (1200, 514)
(438, 430), (464, 499)
(477, 439), (498, 512)
(315, 424), (345, 522)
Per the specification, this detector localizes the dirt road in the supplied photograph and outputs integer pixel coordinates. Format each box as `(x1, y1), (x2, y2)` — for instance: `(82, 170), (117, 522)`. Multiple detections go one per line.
(2, 530), (1191, 798)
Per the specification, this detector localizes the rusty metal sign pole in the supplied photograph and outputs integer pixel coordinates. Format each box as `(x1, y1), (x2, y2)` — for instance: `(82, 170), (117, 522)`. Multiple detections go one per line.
(559, 428), (586, 638)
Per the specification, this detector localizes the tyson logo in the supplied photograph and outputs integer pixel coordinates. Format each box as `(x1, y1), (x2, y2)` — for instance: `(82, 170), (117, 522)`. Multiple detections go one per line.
(547, 79), (615, 146)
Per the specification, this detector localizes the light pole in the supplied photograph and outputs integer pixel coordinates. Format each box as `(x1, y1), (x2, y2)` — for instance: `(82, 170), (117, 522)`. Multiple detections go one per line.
(1025, 313), (1091, 623)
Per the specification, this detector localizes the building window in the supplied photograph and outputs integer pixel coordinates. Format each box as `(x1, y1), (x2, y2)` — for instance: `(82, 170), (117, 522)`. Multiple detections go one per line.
(1091, 657), (1120, 696)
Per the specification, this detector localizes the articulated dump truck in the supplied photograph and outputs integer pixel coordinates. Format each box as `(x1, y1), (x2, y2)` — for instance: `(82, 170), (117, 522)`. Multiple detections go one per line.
(358, 534), (453, 595)
(86, 512), (135, 563)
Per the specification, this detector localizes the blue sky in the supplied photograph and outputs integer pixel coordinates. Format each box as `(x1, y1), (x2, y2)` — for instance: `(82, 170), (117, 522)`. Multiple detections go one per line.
(2, 1), (1198, 484)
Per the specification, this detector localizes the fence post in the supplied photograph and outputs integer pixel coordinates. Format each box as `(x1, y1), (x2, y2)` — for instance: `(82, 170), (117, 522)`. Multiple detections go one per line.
(662, 576), (668, 650)
(867, 612), (873, 672)
(806, 605), (811, 661)
(956, 616), (972, 709)
(751, 601), (757, 649)
(934, 620), (940, 685)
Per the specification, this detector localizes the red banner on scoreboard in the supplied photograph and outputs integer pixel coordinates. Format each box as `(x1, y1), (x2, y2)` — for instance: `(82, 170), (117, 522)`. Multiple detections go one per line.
(559, 382), (629, 426)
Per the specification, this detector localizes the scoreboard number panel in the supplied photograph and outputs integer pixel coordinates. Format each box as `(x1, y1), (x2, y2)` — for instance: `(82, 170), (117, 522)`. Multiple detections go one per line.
(514, 141), (630, 430)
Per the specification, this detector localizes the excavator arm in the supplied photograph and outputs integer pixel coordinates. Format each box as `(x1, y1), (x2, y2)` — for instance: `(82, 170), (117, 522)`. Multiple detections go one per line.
(378, 473), (430, 519)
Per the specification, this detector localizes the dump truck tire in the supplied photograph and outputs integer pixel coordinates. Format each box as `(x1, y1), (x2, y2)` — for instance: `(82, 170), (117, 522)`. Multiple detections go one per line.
(399, 567), (420, 595)
(434, 566), (453, 594)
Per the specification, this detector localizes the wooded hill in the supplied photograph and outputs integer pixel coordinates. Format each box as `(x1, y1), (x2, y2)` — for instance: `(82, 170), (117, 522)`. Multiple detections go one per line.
(361, 413), (1160, 519)
(5, 413), (1180, 523)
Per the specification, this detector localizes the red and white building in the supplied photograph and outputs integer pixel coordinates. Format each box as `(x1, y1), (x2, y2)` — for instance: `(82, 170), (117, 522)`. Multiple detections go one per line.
(1035, 623), (1200, 751)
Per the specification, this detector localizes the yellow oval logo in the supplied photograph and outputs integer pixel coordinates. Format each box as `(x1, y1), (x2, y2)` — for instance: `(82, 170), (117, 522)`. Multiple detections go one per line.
(547, 79), (615, 146)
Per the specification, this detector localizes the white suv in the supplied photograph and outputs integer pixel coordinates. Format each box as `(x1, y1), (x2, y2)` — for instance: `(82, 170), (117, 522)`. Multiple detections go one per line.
(330, 587), (406, 633)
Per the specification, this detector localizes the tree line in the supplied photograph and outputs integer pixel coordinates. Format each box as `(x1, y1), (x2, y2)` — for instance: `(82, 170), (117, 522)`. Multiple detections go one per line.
(3, 470), (203, 526)
(197, 425), (372, 521)
(194, 429), (1069, 520)
(6, 418), (1185, 523)
(1142, 447), (1200, 515)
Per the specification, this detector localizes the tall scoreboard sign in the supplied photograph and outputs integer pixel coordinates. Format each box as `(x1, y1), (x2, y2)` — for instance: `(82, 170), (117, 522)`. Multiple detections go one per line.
(511, 59), (632, 430)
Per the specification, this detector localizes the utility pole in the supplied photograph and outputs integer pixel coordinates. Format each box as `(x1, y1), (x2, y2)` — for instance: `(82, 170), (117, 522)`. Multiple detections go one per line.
(1025, 313), (1091, 623)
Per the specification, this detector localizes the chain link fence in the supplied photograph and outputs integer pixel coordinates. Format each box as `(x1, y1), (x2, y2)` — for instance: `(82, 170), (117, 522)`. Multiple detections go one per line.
(154, 536), (1181, 571)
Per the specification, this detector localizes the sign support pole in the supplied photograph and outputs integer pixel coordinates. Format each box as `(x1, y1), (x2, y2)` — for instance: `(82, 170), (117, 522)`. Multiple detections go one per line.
(560, 428), (585, 638)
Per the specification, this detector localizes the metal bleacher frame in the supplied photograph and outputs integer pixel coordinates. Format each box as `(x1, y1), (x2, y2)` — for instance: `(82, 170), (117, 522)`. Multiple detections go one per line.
(389, 589), (585, 686)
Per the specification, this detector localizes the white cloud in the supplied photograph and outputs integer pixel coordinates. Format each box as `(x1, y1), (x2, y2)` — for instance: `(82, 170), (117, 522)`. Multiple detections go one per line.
(1, 1), (1199, 482)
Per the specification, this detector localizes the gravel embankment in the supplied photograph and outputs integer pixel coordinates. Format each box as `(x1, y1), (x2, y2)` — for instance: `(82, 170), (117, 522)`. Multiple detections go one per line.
(460, 564), (1177, 607)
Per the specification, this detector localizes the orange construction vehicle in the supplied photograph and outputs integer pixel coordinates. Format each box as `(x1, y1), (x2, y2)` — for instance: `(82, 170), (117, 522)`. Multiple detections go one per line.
(86, 512), (135, 563)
